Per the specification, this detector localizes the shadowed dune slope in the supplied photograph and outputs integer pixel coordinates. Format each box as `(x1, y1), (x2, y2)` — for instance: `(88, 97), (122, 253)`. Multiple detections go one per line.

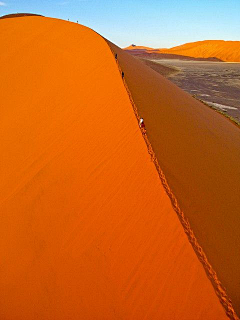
(0, 13), (43, 19)
(0, 17), (228, 319)
(108, 42), (240, 316)
(159, 40), (240, 62)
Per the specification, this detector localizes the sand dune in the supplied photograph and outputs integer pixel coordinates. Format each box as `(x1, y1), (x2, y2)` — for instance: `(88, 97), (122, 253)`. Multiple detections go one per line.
(160, 40), (240, 62)
(0, 13), (42, 19)
(124, 45), (156, 51)
(124, 40), (240, 62)
(0, 16), (236, 319)
(109, 41), (240, 318)
(124, 46), (223, 62)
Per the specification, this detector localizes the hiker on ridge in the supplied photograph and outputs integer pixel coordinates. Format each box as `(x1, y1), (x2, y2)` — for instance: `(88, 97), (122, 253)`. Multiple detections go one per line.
(139, 118), (145, 128)
(139, 118), (146, 134)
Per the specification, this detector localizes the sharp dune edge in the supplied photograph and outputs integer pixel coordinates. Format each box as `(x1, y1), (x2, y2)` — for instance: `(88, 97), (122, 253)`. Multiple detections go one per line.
(107, 43), (239, 320)
(109, 41), (240, 318)
(0, 16), (238, 319)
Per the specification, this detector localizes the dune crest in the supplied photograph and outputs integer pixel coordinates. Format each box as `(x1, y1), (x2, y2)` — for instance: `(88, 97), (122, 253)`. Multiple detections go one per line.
(0, 13), (43, 19)
(160, 40), (240, 62)
(124, 40), (240, 62)
(0, 16), (235, 319)
(108, 43), (238, 319)
(124, 45), (156, 51)
(109, 40), (240, 318)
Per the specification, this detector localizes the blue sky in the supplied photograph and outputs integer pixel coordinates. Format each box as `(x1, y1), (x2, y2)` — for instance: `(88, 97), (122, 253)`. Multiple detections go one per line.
(1, 0), (240, 48)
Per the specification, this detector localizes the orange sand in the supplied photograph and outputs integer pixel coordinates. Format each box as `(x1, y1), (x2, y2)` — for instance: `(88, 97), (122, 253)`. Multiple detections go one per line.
(124, 45), (156, 51)
(125, 40), (240, 62)
(160, 40), (240, 62)
(0, 16), (229, 319)
(109, 41), (240, 317)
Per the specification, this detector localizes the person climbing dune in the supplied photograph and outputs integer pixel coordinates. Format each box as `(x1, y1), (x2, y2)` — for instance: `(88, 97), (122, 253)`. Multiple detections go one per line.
(139, 118), (146, 134)
(122, 71), (124, 79)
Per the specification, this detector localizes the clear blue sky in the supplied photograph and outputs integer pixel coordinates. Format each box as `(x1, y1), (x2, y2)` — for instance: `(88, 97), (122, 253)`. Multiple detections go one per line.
(1, 0), (240, 48)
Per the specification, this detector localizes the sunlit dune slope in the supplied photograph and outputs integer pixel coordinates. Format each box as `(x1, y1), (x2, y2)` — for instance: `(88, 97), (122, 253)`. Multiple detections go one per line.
(123, 44), (223, 61)
(124, 45), (157, 51)
(0, 16), (228, 319)
(109, 41), (240, 317)
(159, 40), (240, 62)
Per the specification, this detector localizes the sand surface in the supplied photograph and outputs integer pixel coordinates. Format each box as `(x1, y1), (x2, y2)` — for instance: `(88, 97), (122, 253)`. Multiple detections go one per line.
(0, 17), (229, 319)
(109, 42), (240, 317)
(124, 45), (158, 51)
(136, 58), (178, 77)
(125, 41), (240, 62)
(160, 40), (240, 62)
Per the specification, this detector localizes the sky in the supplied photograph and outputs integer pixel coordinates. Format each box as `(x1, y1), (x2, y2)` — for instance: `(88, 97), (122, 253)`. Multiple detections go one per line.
(1, 0), (240, 48)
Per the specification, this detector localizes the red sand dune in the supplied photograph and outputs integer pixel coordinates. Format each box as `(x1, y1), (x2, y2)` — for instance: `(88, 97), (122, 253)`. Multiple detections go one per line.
(110, 41), (240, 318)
(159, 40), (240, 62)
(0, 16), (238, 319)
(124, 45), (157, 51)
(124, 40), (240, 62)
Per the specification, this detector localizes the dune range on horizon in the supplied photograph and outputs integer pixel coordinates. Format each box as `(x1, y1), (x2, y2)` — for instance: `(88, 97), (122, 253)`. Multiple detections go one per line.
(0, 16), (239, 319)
(125, 40), (240, 62)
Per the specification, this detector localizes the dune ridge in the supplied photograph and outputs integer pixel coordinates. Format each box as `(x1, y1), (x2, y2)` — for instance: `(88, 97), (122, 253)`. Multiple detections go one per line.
(108, 42), (240, 317)
(0, 13), (43, 19)
(124, 45), (156, 51)
(124, 40), (240, 62)
(160, 40), (240, 62)
(0, 16), (234, 319)
(107, 43), (239, 320)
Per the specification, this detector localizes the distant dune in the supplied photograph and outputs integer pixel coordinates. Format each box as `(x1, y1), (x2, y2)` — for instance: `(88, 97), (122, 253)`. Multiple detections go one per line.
(124, 40), (240, 62)
(124, 45), (223, 62)
(160, 40), (240, 62)
(0, 15), (239, 319)
(124, 44), (156, 51)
